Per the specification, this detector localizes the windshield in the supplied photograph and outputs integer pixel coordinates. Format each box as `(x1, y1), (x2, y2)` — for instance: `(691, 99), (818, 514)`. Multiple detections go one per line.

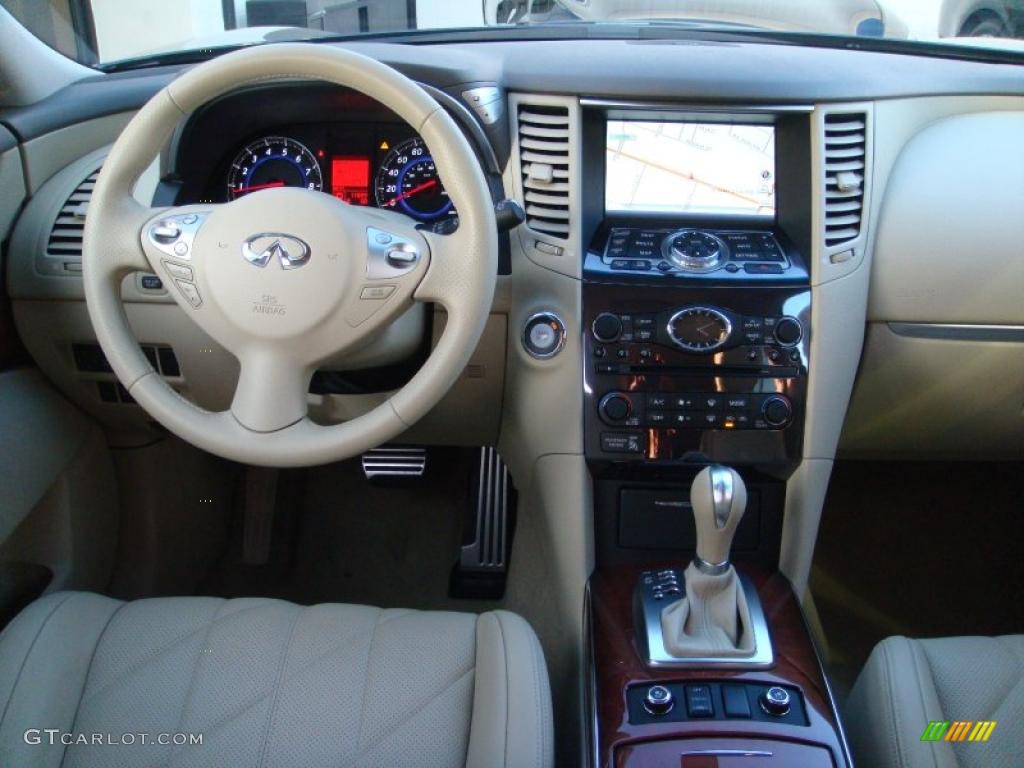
(4, 0), (1024, 67)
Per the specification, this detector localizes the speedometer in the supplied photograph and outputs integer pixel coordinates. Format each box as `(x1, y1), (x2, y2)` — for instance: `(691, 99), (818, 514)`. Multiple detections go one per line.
(227, 136), (322, 200)
(374, 137), (453, 221)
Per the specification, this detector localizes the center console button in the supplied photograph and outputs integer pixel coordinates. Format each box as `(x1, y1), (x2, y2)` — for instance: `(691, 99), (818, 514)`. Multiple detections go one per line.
(773, 316), (803, 346)
(760, 686), (792, 716)
(722, 685), (752, 718)
(643, 685), (675, 716)
(592, 313), (623, 342)
(762, 396), (793, 427)
(599, 393), (632, 422)
(685, 685), (714, 717)
(600, 432), (644, 454)
(647, 393), (669, 409)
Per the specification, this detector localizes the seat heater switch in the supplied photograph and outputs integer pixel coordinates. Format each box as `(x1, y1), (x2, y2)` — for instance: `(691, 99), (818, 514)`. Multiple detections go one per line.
(643, 685), (674, 716)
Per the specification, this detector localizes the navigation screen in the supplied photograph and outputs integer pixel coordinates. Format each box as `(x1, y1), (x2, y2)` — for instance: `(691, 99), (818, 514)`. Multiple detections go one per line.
(606, 120), (775, 217)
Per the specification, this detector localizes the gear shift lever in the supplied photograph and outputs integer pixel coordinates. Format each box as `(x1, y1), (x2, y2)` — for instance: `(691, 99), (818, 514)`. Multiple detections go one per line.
(690, 465), (747, 575)
(654, 464), (758, 659)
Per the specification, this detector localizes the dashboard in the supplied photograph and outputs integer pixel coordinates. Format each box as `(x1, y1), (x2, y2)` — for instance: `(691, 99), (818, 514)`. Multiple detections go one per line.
(173, 84), (458, 230)
(2, 38), (1022, 464)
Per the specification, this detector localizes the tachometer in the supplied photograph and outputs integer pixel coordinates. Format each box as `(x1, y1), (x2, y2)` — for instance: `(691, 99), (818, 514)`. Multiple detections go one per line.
(374, 137), (453, 221)
(227, 136), (322, 200)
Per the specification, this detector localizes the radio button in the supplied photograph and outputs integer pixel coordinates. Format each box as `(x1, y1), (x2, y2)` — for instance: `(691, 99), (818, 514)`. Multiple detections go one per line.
(592, 313), (623, 342)
(774, 316), (803, 346)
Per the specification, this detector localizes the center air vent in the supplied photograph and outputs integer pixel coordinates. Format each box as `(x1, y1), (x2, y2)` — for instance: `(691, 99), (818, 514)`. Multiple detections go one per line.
(823, 114), (866, 247)
(517, 105), (572, 238)
(47, 167), (101, 260)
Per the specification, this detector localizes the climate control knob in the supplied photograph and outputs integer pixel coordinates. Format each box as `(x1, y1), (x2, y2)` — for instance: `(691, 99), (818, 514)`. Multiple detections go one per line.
(773, 316), (802, 346)
(762, 396), (793, 428)
(592, 313), (623, 343)
(599, 393), (632, 423)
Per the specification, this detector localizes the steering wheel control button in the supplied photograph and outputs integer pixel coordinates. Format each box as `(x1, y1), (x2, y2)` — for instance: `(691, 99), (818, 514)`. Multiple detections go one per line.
(523, 312), (566, 359)
(685, 685), (715, 717)
(366, 227), (422, 279)
(360, 285), (396, 300)
(385, 244), (419, 267)
(147, 212), (208, 260)
(151, 221), (181, 243)
(137, 274), (165, 293)
(643, 685), (675, 716)
(161, 260), (193, 282)
(760, 686), (792, 717)
(174, 280), (202, 308)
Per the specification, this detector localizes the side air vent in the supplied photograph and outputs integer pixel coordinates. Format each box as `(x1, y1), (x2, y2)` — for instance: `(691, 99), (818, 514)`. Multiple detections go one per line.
(823, 114), (866, 247)
(518, 105), (571, 238)
(46, 167), (101, 259)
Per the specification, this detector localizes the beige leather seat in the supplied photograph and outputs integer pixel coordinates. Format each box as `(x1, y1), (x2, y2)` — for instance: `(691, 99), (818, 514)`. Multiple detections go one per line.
(846, 635), (1023, 768)
(0, 592), (553, 767)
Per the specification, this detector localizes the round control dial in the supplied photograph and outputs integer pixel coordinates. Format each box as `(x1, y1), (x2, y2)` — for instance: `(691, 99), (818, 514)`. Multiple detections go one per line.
(663, 230), (726, 272)
(644, 685), (675, 716)
(773, 316), (803, 346)
(760, 686), (792, 716)
(667, 307), (733, 353)
(592, 313), (623, 343)
(762, 396), (793, 428)
(599, 393), (632, 423)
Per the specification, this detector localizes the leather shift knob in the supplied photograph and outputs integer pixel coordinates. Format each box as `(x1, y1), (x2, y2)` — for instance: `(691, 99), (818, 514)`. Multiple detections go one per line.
(690, 465), (747, 573)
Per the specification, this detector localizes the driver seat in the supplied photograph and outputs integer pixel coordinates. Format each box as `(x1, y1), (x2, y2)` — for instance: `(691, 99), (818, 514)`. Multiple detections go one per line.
(0, 592), (554, 767)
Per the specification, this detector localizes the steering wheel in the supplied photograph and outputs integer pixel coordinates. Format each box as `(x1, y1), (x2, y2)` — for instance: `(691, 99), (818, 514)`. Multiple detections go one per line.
(82, 44), (497, 467)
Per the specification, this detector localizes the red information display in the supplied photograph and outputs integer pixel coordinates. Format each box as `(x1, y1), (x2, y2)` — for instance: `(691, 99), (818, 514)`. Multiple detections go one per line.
(330, 156), (370, 204)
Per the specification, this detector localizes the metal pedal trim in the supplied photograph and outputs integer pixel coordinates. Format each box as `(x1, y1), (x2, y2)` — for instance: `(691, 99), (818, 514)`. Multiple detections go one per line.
(361, 447), (427, 480)
(461, 447), (510, 571)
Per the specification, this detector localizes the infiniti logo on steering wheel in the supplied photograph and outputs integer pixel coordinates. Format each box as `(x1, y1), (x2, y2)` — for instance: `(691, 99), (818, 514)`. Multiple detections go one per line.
(242, 234), (311, 270)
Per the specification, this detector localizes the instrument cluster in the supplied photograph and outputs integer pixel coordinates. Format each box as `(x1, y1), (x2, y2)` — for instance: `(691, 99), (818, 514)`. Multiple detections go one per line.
(216, 123), (457, 228)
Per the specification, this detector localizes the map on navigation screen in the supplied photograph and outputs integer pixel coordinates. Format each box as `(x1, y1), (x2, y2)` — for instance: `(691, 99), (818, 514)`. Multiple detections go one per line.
(606, 121), (775, 217)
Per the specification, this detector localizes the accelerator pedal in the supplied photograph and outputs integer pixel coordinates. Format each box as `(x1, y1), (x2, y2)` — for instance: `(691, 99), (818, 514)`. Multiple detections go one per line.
(450, 447), (517, 599)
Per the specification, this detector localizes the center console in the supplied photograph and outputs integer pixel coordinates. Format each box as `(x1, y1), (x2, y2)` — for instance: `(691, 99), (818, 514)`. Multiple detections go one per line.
(578, 105), (850, 766)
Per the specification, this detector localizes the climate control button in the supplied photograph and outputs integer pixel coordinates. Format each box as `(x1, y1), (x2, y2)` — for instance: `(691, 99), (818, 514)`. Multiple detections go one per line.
(599, 393), (632, 423)
(762, 396), (793, 427)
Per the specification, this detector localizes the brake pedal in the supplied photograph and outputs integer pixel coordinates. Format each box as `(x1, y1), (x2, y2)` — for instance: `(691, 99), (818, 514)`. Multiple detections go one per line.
(450, 447), (516, 599)
(361, 447), (427, 483)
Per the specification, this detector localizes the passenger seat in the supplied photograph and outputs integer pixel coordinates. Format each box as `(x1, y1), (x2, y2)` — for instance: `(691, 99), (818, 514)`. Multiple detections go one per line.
(846, 635), (1023, 767)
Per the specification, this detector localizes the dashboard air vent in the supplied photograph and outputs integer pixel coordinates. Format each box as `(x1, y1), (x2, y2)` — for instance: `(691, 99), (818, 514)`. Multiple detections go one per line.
(823, 113), (866, 247)
(518, 104), (571, 238)
(46, 167), (101, 259)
